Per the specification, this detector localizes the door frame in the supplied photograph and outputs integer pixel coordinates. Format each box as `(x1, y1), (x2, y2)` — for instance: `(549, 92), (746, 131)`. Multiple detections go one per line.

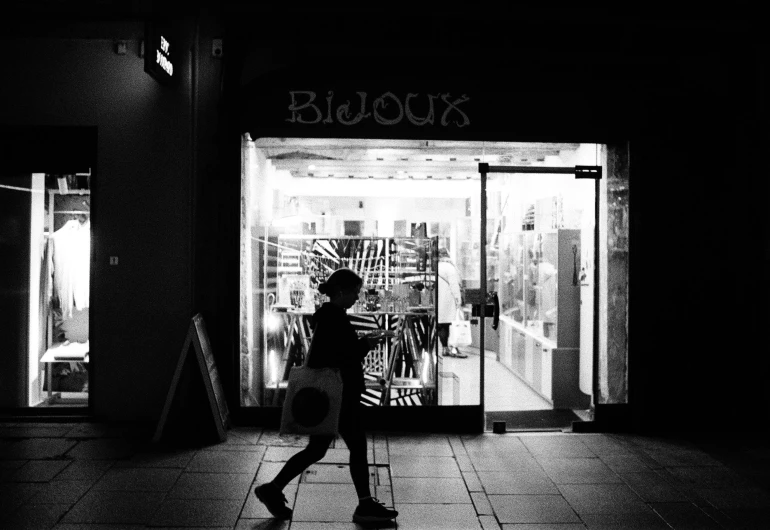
(478, 163), (602, 427)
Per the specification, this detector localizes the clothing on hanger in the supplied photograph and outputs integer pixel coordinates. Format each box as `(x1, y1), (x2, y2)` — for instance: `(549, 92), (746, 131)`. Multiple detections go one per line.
(50, 219), (90, 319)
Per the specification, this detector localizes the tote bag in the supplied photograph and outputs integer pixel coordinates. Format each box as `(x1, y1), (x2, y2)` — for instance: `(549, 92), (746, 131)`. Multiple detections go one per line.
(279, 341), (343, 437)
(448, 310), (472, 347)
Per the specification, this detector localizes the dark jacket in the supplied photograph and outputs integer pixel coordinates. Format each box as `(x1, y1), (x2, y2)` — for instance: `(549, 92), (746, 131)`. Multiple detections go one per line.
(306, 302), (370, 400)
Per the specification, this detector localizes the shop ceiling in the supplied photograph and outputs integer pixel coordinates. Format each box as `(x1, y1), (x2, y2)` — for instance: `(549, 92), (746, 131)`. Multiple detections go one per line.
(255, 138), (582, 181)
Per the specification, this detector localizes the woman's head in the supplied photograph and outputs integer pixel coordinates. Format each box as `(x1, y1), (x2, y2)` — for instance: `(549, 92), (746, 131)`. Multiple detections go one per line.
(318, 268), (363, 308)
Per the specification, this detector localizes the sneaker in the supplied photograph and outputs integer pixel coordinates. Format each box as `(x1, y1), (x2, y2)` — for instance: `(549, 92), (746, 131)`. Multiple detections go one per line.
(451, 348), (468, 358)
(254, 483), (292, 519)
(352, 497), (398, 524)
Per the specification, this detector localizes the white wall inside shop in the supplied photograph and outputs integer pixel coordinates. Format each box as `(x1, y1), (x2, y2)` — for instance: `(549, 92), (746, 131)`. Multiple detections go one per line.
(298, 196), (467, 223)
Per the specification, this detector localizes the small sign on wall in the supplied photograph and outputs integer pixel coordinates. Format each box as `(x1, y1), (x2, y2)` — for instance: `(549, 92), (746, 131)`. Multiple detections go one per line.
(145, 20), (178, 86)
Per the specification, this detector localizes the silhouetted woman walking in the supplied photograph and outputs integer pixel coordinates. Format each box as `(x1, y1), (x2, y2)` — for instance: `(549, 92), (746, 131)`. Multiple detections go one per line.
(255, 267), (398, 525)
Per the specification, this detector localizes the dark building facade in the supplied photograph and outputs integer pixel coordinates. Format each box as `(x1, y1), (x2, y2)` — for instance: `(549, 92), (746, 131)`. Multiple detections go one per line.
(1, 5), (766, 435)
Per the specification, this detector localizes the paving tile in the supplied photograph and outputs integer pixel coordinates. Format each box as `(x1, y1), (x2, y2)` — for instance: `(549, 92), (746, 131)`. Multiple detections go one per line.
(321, 448), (374, 465)
(640, 447), (722, 468)
(0, 425), (71, 438)
(498, 521), (586, 530)
(447, 435), (467, 454)
(167, 471), (253, 499)
(202, 443), (268, 453)
(694, 486), (770, 510)
(461, 435), (529, 456)
(118, 450), (196, 468)
(666, 465), (753, 489)
(263, 446), (371, 465)
(454, 452), (474, 472)
(302, 463), (377, 484)
(262, 446), (301, 461)
(64, 423), (114, 438)
(0, 482), (44, 514)
(498, 517), (586, 530)
(65, 439), (137, 460)
(0, 459), (27, 469)
(52, 460), (113, 481)
(62, 490), (165, 524)
(27, 480), (93, 505)
(519, 436), (595, 458)
(479, 515), (501, 530)
(375, 484), (392, 504)
(619, 472), (688, 502)
(1, 438), (76, 459)
(241, 481), (299, 519)
(387, 435), (453, 456)
(488, 494), (581, 524)
(227, 428), (263, 444)
(577, 434), (637, 456)
(477, 471), (560, 495)
(538, 458), (623, 484)
(92, 467), (181, 491)
(395, 503), (480, 529)
(292, 483), (358, 522)
(257, 430), (309, 446)
(469, 453), (542, 472)
(284, 521), (360, 530)
(579, 511), (671, 529)
(7, 459), (70, 482)
(254, 461), (299, 485)
(558, 484), (650, 515)
(53, 523), (147, 530)
(721, 508), (770, 529)
(599, 454), (652, 473)
(462, 470), (484, 492)
(649, 501), (723, 529)
(186, 450), (262, 473)
(392, 477), (471, 504)
(235, 519), (290, 530)
(377, 466), (390, 487)
(149, 498), (243, 527)
(390, 455), (462, 477)
(2, 502), (70, 530)
(471, 491), (494, 515)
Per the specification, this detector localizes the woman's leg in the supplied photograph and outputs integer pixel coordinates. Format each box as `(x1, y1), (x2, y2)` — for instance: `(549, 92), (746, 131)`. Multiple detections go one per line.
(437, 323), (450, 348)
(338, 423), (372, 500)
(270, 434), (334, 490)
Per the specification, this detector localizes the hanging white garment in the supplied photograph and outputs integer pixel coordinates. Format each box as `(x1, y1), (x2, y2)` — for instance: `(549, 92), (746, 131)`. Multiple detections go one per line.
(52, 219), (91, 319)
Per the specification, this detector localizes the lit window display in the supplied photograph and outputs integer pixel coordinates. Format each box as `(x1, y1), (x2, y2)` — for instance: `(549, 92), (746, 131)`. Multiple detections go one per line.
(239, 138), (624, 414)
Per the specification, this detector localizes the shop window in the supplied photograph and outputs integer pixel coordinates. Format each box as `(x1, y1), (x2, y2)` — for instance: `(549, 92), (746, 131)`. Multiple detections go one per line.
(239, 138), (629, 412)
(0, 172), (90, 407)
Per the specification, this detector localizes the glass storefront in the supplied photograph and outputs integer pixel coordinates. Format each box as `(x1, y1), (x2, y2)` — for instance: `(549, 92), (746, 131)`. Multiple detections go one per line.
(239, 138), (618, 425)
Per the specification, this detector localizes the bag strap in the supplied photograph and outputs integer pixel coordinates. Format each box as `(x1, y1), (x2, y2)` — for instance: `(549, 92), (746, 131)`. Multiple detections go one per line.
(303, 336), (314, 367)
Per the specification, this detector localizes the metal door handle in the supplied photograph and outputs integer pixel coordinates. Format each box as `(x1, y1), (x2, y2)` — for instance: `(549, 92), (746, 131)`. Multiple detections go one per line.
(491, 291), (500, 330)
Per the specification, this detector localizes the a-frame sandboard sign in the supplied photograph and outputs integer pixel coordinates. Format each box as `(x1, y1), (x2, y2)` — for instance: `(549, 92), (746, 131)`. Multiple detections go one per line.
(153, 313), (230, 443)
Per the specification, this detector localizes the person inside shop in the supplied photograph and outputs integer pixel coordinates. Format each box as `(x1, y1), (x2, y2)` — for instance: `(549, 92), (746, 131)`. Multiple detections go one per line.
(254, 267), (398, 525)
(437, 247), (468, 358)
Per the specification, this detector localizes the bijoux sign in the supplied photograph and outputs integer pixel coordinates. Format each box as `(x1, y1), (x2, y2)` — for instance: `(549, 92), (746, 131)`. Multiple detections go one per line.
(145, 21), (177, 86)
(286, 91), (471, 128)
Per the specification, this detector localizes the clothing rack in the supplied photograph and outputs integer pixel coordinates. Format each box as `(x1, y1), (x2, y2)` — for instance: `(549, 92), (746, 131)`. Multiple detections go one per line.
(55, 211), (90, 215)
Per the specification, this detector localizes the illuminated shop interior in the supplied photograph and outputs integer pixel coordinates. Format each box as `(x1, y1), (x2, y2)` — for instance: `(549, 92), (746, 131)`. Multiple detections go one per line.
(240, 138), (607, 422)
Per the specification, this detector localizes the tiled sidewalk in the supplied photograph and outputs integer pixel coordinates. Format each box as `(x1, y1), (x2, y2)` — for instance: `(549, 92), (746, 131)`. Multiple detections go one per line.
(1, 423), (770, 529)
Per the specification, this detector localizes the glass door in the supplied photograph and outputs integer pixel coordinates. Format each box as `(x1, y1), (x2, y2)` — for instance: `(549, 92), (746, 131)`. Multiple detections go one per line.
(480, 164), (598, 431)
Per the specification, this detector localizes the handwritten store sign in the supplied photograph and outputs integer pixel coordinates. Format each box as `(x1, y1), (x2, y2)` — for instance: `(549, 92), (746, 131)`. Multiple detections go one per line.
(286, 91), (471, 128)
(145, 21), (176, 85)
